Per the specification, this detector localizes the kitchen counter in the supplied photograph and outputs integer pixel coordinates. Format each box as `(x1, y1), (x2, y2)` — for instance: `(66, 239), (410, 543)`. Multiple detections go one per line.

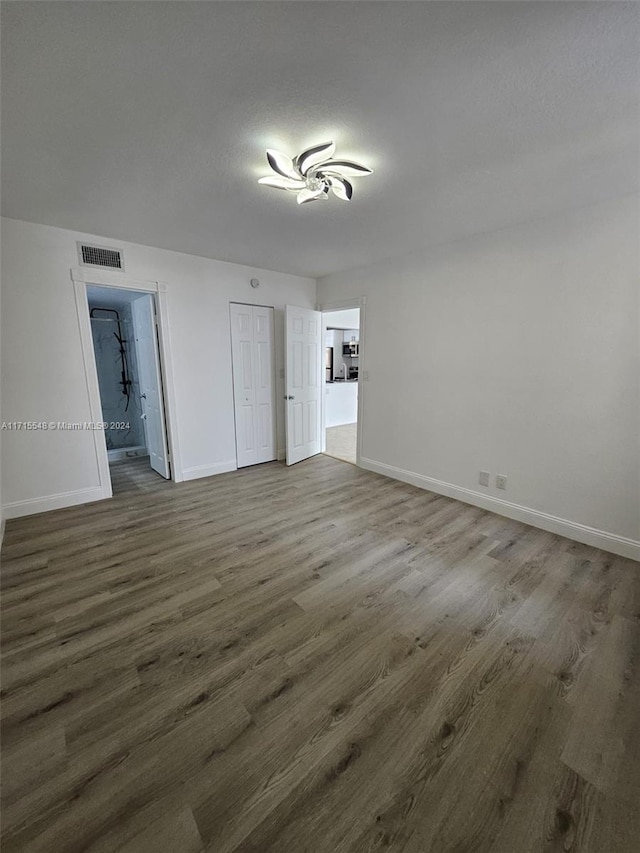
(325, 379), (358, 427)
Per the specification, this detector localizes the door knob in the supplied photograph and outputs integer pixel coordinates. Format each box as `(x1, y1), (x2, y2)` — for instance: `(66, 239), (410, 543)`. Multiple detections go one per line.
(284, 395), (295, 400)
(140, 393), (147, 399)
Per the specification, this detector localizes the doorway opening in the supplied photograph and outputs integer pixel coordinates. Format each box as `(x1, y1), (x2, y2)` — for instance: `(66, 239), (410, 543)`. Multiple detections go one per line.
(322, 306), (360, 465)
(87, 285), (171, 493)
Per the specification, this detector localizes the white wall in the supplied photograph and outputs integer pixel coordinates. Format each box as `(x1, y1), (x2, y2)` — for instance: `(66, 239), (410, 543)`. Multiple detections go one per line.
(317, 195), (640, 558)
(0, 217), (315, 516)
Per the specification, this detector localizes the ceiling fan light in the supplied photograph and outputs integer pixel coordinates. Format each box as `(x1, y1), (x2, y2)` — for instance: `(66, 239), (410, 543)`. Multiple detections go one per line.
(296, 187), (325, 204)
(258, 176), (305, 191)
(313, 159), (373, 178)
(296, 141), (336, 176)
(265, 149), (299, 179)
(259, 142), (372, 204)
(328, 176), (353, 201)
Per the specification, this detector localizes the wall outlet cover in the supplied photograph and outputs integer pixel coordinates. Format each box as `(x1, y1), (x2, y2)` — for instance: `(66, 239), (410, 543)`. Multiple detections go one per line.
(496, 474), (508, 490)
(479, 471), (490, 487)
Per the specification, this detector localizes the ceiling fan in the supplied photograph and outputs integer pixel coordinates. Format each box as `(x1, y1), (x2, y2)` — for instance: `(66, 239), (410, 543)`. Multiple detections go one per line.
(258, 141), (373, 204)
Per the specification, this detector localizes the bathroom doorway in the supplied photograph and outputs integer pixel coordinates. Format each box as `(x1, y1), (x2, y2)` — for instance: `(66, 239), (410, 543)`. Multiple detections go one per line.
(86, 285), (171, 492)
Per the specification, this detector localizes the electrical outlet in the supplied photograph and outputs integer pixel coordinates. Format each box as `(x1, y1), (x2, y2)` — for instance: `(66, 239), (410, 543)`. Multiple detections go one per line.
(496, 474), (508, 490)
(479, 471), (490, 487)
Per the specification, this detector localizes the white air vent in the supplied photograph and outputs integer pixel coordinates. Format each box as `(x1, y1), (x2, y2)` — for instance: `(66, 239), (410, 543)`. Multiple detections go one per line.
(77, 242), (124, 271)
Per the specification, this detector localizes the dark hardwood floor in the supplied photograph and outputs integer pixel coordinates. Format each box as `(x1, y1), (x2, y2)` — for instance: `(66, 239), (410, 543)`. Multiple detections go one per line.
(1, 455), (639, 852)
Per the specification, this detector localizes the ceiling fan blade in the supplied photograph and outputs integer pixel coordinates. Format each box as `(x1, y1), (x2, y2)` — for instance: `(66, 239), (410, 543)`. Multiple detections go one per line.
(258, 176), (305, 191)
(328, 176), (353, 201)
(296, 187), (325, 204)
(315, 159), (373, 178)
(266, 149), (298, 179)
(296, 141), (336, 176)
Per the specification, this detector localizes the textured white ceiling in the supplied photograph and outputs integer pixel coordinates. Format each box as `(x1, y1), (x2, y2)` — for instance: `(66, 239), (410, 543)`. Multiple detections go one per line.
(2, 2), (638, 278)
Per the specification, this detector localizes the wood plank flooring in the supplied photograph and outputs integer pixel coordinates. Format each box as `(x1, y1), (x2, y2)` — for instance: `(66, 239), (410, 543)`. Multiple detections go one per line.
(1, 455), (639, 852)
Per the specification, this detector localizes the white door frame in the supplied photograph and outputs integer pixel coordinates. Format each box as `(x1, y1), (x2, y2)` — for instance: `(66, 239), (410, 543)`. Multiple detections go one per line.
(71, 267), (183, 500)
(318, 296), (366, 467)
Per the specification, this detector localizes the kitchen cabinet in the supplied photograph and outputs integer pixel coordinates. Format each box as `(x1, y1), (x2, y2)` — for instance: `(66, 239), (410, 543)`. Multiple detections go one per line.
(341, 329), (359, 360)
(325, 380), (358, 428)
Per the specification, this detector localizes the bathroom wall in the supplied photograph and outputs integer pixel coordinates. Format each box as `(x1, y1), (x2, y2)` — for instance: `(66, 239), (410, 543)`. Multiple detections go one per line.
(88, 300), (145, 451)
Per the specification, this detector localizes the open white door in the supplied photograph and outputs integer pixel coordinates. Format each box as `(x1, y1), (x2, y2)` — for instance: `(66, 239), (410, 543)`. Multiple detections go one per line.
(132, 294), (170, 479)
(285, 305), (322, 465)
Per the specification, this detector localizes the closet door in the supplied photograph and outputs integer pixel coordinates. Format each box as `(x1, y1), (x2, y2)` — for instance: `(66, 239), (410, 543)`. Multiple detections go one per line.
(230, 304), (276, 468)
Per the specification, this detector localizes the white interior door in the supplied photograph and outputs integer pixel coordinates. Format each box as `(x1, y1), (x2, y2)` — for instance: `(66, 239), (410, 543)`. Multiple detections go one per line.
(131, 294), (170, 479)
(285, 305), (322, 465)
(230, 303), (276, 468)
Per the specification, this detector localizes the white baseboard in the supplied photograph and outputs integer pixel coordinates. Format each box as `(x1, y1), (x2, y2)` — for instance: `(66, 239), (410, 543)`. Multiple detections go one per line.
(277, 448), (286, 461)
(360, 457), (640, 561)
(181, 460), (237, 482)
(107, 446), (147, 462)
(2, 486), (108, 520)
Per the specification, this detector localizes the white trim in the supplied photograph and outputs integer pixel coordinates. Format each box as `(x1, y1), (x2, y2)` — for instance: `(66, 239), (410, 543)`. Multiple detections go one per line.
(107, 446), (147, 462)
(3, 487), (106, 520)
(360, 457), (640, 561)
(71, 267), (155, 290)
(181, 460), (237, 481)
(72, 279), (113, 503)
(277, 448), (286, 461)
(318, 296), (366, 466)
(154, 283), (183, 481)
(318, 296), (367, 312)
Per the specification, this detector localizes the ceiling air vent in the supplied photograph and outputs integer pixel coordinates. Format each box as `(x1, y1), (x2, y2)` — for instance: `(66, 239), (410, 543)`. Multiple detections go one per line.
(77, 242), (124, 271)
